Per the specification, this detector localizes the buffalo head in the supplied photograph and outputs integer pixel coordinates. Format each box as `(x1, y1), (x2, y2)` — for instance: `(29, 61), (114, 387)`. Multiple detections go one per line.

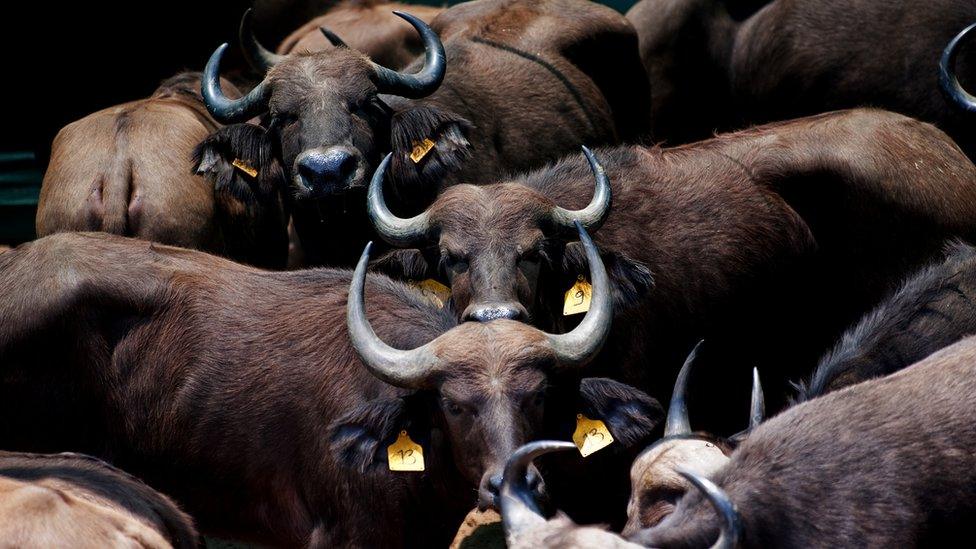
(368, 147), (650, 322)
(202, 10), (464, 202)
(500, 440), (741, 549)
(338, 223), (661, 509)
(623, 342), (764, 535)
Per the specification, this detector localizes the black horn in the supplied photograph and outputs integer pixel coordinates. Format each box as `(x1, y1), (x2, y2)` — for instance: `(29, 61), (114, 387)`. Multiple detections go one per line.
(551, 146), (613, 232)
(370, 11), (446, 98)
(940, 22), (976, 113)
(664, 340), (703, 437)
(678, 470), (743, 549)
(500, 440), (576, 542)
(748, 367), (765, 432)
(366, 153), (433, 246)
(320, 27), (349, 49)
(546, 222), (613, 367)
(347, 242), (442, 388)
(240, 8), (286, 73)
(202, 43), (271, 124)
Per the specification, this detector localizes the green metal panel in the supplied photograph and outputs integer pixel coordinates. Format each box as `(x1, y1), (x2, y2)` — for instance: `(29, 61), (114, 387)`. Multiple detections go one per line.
(0, 152), (41, 245)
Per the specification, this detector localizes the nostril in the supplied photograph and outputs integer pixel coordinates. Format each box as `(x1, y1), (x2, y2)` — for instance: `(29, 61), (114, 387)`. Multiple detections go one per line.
(488, 473), (503, 495)
(527, 471), (542, 491)
(336, 152), (356, 179)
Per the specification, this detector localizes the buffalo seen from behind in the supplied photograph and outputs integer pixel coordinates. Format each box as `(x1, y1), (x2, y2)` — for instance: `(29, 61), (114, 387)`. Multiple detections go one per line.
(0, 451), (197, 548)
(0, 228), (662, 547)
(37, 72), (289, 269)
(203, 0), (651, 266)
(626, 0), (976, 159)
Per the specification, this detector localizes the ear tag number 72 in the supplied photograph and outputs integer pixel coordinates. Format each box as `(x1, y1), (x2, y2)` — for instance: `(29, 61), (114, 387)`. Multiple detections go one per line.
(388, 430), (425, 472)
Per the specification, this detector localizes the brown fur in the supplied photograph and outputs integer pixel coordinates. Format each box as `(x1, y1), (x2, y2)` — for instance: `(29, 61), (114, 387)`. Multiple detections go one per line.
(626, 0), (976, 157)
(0, 232), (660, 546)
(278, 1), (446, 69)
(636, 334), (976, 547)
(0, 451), (197, 548)
(37, 73), (287, 268)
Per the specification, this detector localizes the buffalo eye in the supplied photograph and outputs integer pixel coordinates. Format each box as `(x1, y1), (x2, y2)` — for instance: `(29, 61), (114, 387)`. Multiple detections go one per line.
(443, 250), (469, 275)
(531, 390), (545, 407)
(443, 398), (465, 417)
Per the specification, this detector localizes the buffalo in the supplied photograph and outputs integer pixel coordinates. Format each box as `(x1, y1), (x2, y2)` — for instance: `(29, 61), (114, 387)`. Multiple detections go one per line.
(626, 0), (976, 157)
(37, 72), (288, 268)
(276, 1), (446, 69)
(625, 240), (976, 534)
(367, 108), (976, 420)
(506, 333), (976, 547)
(203, 0), (651, 265)
(0, 451), (197, 548)
(0, 228), (660, 545)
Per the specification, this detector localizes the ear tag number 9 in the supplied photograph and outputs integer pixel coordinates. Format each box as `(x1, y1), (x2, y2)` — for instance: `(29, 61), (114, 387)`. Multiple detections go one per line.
(388, 430), (425, 472)
(410, 279), (452, 309)
(563, 275), (592, 316)
(572, 413), (614, 457)
(410, 138), (437, 164)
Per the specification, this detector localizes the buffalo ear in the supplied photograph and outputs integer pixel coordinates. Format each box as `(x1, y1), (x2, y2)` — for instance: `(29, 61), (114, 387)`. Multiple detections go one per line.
(578, 377), (663, 448)
(369, 249), (434, 282)
(389, 105), (473, 201)
(326, 396), (425, 474)
(192, 123), (282, 204)
(561, 242), (654, 311)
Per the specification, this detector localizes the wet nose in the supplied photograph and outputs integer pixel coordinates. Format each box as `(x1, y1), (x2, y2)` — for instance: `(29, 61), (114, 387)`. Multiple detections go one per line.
(478, 467), (542, 510)
(463, 304), (527, 322)
(296, 150), (356, 193)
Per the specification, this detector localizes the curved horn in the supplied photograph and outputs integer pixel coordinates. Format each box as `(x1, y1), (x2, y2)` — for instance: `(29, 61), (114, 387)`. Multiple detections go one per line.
(940, 22), (976, 113)
(320, 26), (349, 49)
(546, 222), (613, 367)
(664, 340), (703, 437)
(240, 8), (286, 73)
(347, 242), (442, 388)
(370, 11), (446, 98)
(748, 368), (765, 431)
(500, 440), (576, 541)
(367, 153), (433, 246)
(678, 470), (743, 549)
(202, 43), (271, 124)
(551, 146), (613, 232)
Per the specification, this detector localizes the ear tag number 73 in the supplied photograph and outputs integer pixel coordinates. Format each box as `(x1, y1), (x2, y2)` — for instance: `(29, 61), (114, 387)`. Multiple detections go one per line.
(388, 430), (425, 472)
(572, 414), (614, 457)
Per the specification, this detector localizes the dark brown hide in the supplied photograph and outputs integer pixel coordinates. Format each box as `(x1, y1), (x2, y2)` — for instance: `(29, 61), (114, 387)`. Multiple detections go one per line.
(0, 232), (660, 546)
(626, 0), (976, 157)
(0, 451), (197, 548)
(278, 1), (446, 69)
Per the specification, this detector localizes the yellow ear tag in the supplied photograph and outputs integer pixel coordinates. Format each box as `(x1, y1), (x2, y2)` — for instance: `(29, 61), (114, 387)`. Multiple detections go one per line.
(410, 278), (452, 308)
(388, 430), (425, 472)
(231, 158), (258, 178)
(410, 138), (437, 164)
(563, 275), (592, 316)
(572, 414), (614, 457)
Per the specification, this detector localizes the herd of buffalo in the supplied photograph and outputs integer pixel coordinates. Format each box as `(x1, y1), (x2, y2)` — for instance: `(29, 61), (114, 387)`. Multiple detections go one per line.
(5, 0), (976, 546)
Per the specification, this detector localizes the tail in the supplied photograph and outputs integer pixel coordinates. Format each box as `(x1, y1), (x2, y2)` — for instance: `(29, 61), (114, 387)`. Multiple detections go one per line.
(90, 158), (134, 236)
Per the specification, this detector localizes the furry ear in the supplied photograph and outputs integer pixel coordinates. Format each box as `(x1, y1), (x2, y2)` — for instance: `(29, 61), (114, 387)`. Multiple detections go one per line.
(327, 396), (427, 474)
(192, 123), (283, 204)
(389, 105), (473, 199)
(578, 377), (663, 449)
(561, 242), (654, 311)
(369, 249), (434, 282)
